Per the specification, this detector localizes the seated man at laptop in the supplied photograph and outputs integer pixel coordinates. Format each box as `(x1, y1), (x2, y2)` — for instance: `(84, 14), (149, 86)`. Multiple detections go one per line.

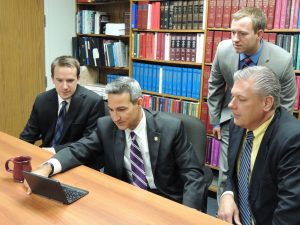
(25, 77), (206, 211)
(20, 56), (105, 170)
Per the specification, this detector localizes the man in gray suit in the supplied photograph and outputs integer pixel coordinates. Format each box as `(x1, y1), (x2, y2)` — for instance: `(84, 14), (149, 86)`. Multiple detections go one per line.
(25, 77), (206, 211)
(207, 7), (296, 201)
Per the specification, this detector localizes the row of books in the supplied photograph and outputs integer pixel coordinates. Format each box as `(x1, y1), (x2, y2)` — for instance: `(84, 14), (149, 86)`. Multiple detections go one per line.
(133, 32), (203, 63)
(104, 74), (201, 117)
(205, 136), (221, 167)
(205, 31), (300, 68)
(274, 33), (300, 70)
(142, 95), (200, 117)
(132, 0), (205, 30)
(207, 0), (300, 30)
(294, 76), (300, 110)
(76, 10), (110, 34)
(132, 62), (202, 99)
(73, 36), (129, 68)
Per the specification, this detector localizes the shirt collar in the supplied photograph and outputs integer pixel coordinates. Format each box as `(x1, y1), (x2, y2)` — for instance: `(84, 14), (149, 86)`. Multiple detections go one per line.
(125, 109), (146, 139)
(57, 95), (71, 106)
(240, 39), (264, 65)
(248, 112), (274, 138)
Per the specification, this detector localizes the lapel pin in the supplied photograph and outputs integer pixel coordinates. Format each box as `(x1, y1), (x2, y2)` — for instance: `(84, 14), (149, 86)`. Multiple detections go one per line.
(154, 136), (158, 141)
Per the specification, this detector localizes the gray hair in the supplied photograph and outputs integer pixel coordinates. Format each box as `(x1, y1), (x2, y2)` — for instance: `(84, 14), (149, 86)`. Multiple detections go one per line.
(105, 77), (142, 103)
(234, 66), (281, 109)
(232, 7), (266, 33)
(51, 55), (80, 78)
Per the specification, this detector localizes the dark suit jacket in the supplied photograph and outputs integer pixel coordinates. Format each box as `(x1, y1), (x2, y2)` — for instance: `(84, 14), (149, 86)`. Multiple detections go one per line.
(225, 107), (300, 225)
(52, 109), (206, 210)
(20, 85), (105, 168)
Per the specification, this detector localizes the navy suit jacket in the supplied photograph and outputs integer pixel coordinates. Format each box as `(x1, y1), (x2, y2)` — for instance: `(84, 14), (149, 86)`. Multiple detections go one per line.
(225, 107), (300, 225)
(52, 109), (206, 210)
(20, 85), (105, 168)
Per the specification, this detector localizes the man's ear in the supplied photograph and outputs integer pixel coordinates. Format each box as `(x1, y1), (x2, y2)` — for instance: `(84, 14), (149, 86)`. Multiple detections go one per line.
(137, 97), (143, 107)
(257, 29), (264, 40)
(263, 96), (274, 111)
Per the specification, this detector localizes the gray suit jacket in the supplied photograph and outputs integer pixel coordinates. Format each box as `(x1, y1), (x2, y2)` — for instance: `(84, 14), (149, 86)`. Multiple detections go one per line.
(52, 109), (206, 210)
(208, 39), (296, 125)
(20, 85), (105, 169)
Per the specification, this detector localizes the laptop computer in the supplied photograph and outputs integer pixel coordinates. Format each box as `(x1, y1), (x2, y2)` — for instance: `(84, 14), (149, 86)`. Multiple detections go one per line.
(23, 171), (89, 204)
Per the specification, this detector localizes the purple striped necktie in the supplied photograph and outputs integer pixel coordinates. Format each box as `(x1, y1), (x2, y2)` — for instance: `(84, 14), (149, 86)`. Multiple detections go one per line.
(129, 131), (148, 189)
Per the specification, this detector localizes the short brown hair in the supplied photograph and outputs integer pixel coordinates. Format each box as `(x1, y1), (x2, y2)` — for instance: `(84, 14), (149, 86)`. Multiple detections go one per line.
(232, 7), (266, 33)
(51, 56), (80, 78)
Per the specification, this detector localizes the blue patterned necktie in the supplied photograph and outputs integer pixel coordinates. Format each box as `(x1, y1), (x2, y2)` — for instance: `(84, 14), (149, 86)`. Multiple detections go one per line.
(238, 131), (254, 225)
(130, 131), (148, 189)
(52, 101), (67, 147)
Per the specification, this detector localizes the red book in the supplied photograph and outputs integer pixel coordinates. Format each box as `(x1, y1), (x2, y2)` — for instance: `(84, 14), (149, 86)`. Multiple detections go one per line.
(268, 33), (277, 44)
(160, 33), (165, 60)
(262, 0), (268, 19)
(207, 0), (216, 28)
(246, 0), (255, 7)
(222, 31), (231, 40)
(222, 0), (232, 28)
(273, 0), (283, 29)
(185, 34), (192, 62)
(267, 0), (276, 29)
(174, 34), (181, 61)
(284, 0), (292, 28)
(231, 0), (240, 19)
(180, 34), (187, 61)
(263, 32), (270, 41)
(169, 34), (176, 61)
(292, 0), (300, 29)
(141, 1), (149, 29)
(238, 0), (247, 9)
(200, 102), (209, 129)
(139, 32), (146, 58)
(214, 0), (224, 28)
(156, 33), (161, 60)
(212, 31), (223, 62)
(202, 66), (211, 98)
(205, 31), (214, 63)
(190, 34), (197, 62)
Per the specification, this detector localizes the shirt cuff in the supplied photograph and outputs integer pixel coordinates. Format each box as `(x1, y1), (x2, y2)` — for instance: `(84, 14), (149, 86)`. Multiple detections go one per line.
(220, 191), (234, 199)
(47, 158), (62, 175)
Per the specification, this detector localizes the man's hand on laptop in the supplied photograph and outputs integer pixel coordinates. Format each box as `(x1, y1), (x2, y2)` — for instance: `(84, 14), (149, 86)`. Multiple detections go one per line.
(24, 163), (52, 194)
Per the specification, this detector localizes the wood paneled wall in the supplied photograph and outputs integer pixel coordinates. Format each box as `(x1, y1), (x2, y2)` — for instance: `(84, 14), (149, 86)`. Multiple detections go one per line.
(0, 0), (45, 137)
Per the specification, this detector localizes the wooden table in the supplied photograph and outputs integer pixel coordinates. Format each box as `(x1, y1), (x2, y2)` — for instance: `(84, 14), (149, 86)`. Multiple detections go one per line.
(0, 131), (229, 225)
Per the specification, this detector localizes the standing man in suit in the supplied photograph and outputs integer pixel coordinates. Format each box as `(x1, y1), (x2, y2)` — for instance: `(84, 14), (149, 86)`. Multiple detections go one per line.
(25, 77), (206, 211)
(20, 56), (105, 169)
(207, 7), (296, 201)
(217, 66), (300, 225)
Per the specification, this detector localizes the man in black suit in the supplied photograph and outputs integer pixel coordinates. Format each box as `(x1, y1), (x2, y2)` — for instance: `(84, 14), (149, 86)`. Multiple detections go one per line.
(20, 56), (105, 169)
(26, 77), (206, 211)
(217, 66), (300, 225)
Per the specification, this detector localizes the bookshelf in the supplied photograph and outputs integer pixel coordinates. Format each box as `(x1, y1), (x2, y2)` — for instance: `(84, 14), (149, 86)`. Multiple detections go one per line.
(75, 0), (131, 84)
(74, 0), (300, 195)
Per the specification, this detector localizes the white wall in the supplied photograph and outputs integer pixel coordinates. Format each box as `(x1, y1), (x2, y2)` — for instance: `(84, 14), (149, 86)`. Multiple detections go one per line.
(44, 0), (75, 90)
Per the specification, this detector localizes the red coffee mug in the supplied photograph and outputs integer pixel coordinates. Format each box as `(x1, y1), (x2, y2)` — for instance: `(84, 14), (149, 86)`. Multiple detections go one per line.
(5, 156), (32, 182)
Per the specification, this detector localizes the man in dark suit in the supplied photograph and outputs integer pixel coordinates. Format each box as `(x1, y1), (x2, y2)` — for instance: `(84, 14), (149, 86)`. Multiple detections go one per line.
(25, 77), (206, 211)
(208, 7), (296, 200)
(20, 56), (105, 169)
(217, 66), (300, 225)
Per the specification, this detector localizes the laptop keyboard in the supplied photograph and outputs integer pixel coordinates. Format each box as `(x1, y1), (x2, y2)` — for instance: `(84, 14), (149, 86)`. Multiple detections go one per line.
(62, 185), (87, 203)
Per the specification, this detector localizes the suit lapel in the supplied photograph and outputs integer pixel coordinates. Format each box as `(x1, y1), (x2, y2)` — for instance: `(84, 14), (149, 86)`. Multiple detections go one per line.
(44, 90), (59, 144)
(249, 111), (278, 202)
(145, 110), (161, 175)
(257, 40), (271, 66)
(113, 129), (126, 178)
